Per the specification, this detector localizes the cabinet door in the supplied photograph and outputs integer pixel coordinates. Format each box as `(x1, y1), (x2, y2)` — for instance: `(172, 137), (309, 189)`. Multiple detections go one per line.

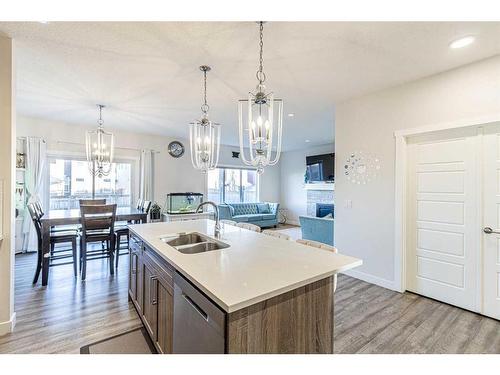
(156, 278), (173, 354)
(142, 260), (158, 341)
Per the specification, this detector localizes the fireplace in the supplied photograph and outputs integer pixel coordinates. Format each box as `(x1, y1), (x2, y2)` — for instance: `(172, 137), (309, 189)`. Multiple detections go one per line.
(316, 203), (334, 218)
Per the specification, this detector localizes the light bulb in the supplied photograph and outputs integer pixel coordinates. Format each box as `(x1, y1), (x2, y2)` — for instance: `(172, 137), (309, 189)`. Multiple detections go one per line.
(257, 116), (263, 127)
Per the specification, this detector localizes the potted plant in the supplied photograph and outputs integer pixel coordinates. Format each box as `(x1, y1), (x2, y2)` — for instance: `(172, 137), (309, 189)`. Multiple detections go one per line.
(150, 202), (162, 222)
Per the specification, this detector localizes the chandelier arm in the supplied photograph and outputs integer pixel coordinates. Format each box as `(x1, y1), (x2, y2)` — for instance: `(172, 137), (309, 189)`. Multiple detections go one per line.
(189, 124), (197, 169)
(238, 100), (252, 166)
(213, 125), (221, 169)
(268, 99), (283, 166)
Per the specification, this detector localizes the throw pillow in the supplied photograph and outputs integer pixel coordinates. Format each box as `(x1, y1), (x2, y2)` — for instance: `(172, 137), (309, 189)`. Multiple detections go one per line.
(257, 203), (270, 214)
(323, 213), (333, 219)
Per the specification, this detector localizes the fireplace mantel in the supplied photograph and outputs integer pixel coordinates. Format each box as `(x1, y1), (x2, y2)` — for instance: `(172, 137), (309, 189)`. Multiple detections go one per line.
(304, 183), (335, 191)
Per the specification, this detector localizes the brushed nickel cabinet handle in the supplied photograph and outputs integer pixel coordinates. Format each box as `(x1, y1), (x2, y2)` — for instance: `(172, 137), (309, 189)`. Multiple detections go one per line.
(150, 276), (158, 305)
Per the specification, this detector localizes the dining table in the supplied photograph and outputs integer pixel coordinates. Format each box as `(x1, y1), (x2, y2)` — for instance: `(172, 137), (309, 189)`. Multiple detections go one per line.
(38, 207), (148, 286)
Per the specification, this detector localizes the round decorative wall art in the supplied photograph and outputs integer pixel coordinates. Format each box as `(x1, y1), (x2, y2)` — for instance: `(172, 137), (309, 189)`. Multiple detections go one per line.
(344, 151), (380, 185)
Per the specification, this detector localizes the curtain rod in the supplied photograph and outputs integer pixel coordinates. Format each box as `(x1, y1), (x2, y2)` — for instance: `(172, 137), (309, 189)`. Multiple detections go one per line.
(55, 140), (161, 153)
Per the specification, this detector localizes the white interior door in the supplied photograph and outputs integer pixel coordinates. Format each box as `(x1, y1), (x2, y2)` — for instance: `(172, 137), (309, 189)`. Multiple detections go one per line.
(481, 124), (500, 320)
(406, 128), (480, 312)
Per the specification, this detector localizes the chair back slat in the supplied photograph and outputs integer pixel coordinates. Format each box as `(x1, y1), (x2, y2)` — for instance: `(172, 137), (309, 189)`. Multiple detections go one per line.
(79, 199), (106, 206)
(80, 204), (117, 235)
(34, 201), (44, 218)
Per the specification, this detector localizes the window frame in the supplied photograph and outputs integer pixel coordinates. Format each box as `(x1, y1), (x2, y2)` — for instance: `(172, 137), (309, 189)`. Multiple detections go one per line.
(206, 165), (260, 204)
(46, 153), (136, 210)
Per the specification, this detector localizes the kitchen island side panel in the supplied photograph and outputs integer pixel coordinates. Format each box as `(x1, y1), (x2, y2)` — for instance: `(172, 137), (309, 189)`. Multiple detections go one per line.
(226, 276), (334, 354)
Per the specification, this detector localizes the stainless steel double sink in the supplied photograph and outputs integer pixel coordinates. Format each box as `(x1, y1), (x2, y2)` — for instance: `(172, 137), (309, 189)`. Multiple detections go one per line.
(160, 232), (230, 254)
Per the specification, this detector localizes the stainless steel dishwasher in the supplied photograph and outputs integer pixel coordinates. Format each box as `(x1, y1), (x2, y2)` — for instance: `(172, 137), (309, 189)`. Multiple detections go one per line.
(173, 272), (226, 354)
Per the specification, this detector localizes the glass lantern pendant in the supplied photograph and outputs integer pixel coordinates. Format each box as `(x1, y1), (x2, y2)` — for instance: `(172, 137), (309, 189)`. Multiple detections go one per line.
(189, 65), (221, 173)
(238, 21), (283, 175)
(85, 104), (114, 177)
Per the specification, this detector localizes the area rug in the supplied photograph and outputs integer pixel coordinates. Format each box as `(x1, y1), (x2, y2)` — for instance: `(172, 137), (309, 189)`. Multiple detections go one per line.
(80, 327), (156, 354)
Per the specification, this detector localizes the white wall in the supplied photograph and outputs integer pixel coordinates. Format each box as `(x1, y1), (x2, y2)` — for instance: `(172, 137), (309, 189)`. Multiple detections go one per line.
(0, 35), (16, 336)
(280, 144), (334, 224)
(16, 116), (281, 207)
(335, 55), (500, 290)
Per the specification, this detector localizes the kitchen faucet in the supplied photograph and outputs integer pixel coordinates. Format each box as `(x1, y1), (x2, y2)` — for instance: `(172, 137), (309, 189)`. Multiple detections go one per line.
(196, 201), (221, 238)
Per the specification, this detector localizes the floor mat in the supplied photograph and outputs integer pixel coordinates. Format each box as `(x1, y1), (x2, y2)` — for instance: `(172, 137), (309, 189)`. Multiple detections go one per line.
(80, 327), (156, 354)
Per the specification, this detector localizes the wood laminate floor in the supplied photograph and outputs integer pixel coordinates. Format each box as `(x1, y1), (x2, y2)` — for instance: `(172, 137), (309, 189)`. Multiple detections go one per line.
(0, 252), (141, 354)
(1, 253), (500, 354)
(334, 275), (500, 353)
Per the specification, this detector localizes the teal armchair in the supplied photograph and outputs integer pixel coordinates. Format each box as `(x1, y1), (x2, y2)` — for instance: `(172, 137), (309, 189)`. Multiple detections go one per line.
(299, 216), (334, 246)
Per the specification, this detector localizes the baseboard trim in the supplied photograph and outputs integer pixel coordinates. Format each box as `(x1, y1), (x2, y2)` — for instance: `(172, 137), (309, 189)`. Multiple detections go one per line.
(0, 312), (16, 336)
(341, 269), (398, 292)
(286, 220), (300, 226)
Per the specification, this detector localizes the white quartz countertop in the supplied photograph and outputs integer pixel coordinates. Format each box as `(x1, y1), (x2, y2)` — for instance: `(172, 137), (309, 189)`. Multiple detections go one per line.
(129, 220), (362, 313)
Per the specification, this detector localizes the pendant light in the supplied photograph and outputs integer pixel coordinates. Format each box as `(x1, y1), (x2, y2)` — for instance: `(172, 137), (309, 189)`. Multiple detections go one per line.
(189, 65), (221, 173)
(238, 21), (283, 175)
(85, 104), (114, 177)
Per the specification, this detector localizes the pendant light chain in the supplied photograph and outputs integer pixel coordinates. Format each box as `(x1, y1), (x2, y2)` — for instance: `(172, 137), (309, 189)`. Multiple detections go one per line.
(201, 67), (209, 115)
(98, 104), (104, 127)
(256, 21), (266, 85)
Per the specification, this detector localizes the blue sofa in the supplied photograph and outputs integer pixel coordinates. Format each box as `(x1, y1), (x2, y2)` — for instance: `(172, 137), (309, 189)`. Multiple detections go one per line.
(218, 202), (279, 228)
(299, 215), (334, 246)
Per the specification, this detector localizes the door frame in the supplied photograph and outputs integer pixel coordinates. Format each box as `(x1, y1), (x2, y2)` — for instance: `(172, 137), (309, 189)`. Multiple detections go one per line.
(393, 114), (500, 293)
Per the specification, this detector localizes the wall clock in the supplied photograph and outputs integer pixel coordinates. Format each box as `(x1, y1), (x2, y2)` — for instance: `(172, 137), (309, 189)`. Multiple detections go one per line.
(168, 141), (185, 158)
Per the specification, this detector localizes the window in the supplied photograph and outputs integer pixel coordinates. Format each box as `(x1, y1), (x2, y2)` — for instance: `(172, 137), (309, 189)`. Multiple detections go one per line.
(207, 167), (258, 204)
(49, 158), (132, 210)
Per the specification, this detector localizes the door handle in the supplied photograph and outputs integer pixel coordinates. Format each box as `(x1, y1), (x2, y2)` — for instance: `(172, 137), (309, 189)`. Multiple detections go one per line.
(483, 227), (500, 234)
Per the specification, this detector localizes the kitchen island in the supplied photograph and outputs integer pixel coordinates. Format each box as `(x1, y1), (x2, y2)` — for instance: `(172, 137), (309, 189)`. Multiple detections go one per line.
(128, 219), (361, 354)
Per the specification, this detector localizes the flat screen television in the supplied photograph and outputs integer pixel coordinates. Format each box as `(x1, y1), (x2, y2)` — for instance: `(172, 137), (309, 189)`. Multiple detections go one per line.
(306, 153), (334, 182)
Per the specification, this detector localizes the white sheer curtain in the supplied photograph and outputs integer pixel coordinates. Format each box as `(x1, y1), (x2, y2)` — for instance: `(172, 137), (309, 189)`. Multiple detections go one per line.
(139, 149), (154, 201)
(22, 137), (46, 252)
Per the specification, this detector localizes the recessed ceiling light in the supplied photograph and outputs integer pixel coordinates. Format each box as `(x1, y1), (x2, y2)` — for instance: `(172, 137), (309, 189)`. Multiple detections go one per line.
(305, 139), (310, 143)
(449, 36), (475, 49)
(38, 21), (49, 24)
(288, 113), (294, 117)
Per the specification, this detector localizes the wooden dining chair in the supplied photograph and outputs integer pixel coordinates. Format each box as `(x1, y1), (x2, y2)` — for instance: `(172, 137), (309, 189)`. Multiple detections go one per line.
(136, 198), (143, 210)
(114, 199), (151, 268)
(28, 203), (79, 283)
(262, 229), (291, 240)
(79, 199), (108, 251)
(79, 204), (117, 281)
(141, 200), (152, 215)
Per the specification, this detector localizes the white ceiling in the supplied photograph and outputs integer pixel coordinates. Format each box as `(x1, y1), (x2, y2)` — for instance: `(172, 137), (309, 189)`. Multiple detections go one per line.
(0, 22), (499, 150)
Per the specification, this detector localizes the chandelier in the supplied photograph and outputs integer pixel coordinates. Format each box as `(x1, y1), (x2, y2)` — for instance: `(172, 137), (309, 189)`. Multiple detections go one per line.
(85, 104), (114, 177)
(238, 21), (283, 174)
(189, 65), (221, 173)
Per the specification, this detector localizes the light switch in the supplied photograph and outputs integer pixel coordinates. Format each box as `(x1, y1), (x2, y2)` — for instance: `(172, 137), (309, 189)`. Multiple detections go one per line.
(345, 200), (352, 209)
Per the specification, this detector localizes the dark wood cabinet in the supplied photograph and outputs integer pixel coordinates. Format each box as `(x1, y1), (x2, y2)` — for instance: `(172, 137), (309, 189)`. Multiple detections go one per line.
(128, 235), (143, 316)
(141, 259), (158, 340)
(155, 275), (173, 354)
(129, 235), (174, 354)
